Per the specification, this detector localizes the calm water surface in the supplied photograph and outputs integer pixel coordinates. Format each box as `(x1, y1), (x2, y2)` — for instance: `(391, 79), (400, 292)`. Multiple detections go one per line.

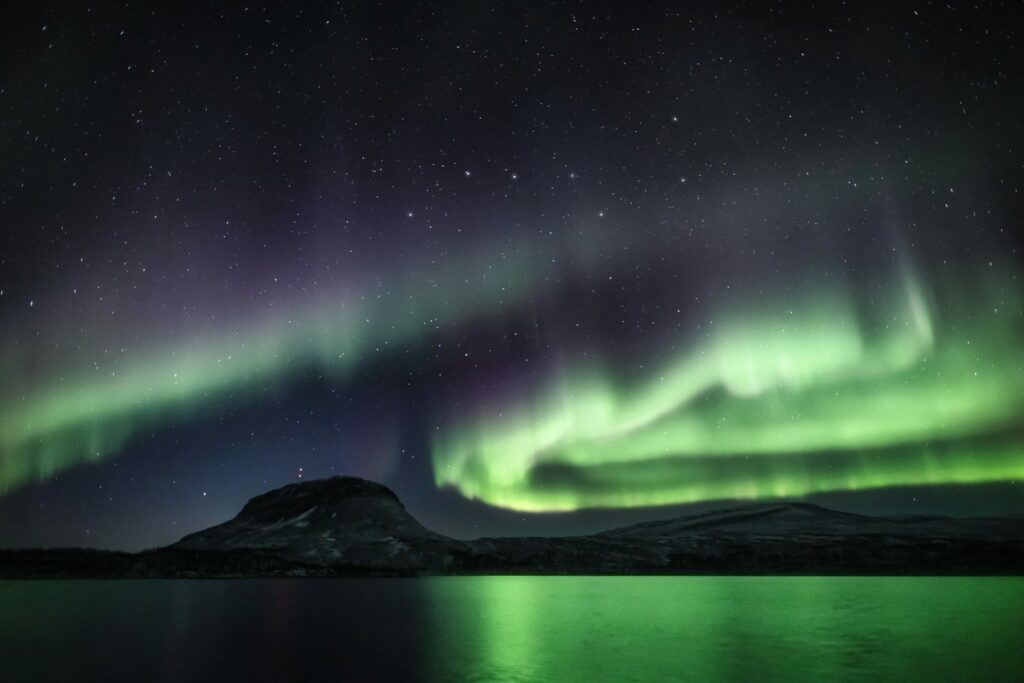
(1, 577), (1022, 682)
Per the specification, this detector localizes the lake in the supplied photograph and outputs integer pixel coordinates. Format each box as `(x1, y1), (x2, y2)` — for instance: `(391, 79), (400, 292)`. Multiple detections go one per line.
(1, 577), (1022, 682)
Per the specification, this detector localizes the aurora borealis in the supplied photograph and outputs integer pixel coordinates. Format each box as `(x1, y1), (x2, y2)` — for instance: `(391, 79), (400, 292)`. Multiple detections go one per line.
(0, 237), (574, 495)
(434, 262), (1024, 510)
(1, 2), (1022, 548)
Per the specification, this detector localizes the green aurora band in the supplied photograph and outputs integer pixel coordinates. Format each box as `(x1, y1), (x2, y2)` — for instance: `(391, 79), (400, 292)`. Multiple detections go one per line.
(431, 262), (1024, 511)
(0, 242), (573, 494)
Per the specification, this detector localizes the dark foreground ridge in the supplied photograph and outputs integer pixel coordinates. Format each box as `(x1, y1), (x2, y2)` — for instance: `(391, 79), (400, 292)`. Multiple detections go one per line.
(2, 476), (1022, 578)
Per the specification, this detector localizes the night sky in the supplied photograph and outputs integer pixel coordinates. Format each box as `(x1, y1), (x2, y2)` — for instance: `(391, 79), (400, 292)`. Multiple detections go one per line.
(2, 2), (1022, 551)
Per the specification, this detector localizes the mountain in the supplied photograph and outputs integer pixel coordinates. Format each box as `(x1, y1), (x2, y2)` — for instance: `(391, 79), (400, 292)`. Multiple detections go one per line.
(600, 500), (1024, 539)
(1, 478), (1021, 578)
(599, 501), (1024, 573)
(600, 502), (882, 537)
(173, 477), (461, 571)
(462, 501), (1024, 574)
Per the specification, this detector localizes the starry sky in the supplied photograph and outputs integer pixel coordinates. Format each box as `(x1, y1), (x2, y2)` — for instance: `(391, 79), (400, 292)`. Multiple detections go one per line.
(1, 2), (1022, 550)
